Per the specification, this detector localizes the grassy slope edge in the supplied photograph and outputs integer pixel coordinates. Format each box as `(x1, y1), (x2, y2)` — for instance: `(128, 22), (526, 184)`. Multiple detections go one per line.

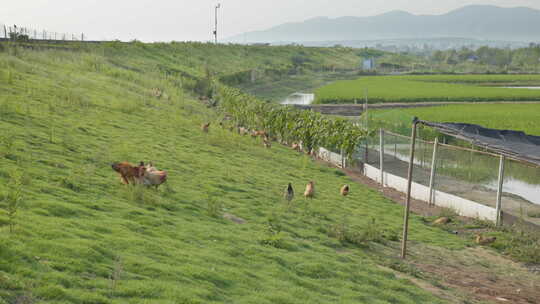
(0, 42), (527, 303)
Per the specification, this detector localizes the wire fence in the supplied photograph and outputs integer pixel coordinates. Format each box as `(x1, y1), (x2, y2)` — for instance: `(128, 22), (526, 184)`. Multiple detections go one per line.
(0, 23), (86, 42)
(349, 129), (540, 227)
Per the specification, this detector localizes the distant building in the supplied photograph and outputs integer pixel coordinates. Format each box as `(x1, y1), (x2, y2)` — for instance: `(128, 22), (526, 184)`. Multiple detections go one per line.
(467, 55), (479, 62)
(362, 58), (376, 70)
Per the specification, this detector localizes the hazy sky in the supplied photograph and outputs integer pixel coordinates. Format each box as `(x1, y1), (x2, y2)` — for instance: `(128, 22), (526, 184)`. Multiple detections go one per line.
(1, 0), (539, 41)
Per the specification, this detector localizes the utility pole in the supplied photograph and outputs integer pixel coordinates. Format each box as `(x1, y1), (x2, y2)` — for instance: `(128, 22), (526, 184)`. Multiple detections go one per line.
(214, 3), (221, 44)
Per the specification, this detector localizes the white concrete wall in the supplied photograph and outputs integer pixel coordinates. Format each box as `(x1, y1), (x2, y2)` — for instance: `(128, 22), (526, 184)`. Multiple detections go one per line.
(318, 147), (497, 222)
(364, 164), (497, 221)
(318, 147), (344, 168)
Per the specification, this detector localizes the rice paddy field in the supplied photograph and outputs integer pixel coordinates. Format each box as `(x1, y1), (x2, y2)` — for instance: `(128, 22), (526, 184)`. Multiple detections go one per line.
(314, 74), (540, 104)
(369, 103), (540, 136)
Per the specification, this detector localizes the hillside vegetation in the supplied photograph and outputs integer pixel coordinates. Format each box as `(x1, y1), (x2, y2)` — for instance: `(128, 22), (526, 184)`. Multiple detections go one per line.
(0, 42), (538, 303)
(0, 42), (462, 303)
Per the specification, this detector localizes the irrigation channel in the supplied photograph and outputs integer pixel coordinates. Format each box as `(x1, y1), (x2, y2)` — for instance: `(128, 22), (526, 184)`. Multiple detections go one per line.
(361, 136), (540, 225)
(280, 92), (315, 105)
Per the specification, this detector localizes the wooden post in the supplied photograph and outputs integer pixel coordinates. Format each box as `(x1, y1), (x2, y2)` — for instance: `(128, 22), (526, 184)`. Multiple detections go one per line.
(428, 138), (439, 206)
(364, 88), (368, 130)
(401, 118), (418, 259)
(364, 140), (369, 165)
(363, 91), (369, 164)
(496, 155), (506, 226)
(379, 128), (384, 185)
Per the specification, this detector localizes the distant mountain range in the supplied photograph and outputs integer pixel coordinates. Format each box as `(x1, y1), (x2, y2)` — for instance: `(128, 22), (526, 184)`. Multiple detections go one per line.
(227, 5), (540, 45)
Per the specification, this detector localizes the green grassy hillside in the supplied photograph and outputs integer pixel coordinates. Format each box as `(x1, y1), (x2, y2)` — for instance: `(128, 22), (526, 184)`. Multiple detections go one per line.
(1, 42), (537, 303)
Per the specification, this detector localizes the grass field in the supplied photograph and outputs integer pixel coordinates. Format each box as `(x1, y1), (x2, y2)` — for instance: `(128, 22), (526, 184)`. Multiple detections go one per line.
(315, 74), (540, 104)
(1, 42), (539, 303)
(0, 42), (469, 304)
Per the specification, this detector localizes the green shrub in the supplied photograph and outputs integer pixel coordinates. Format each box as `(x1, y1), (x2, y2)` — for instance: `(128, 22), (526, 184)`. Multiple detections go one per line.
(206, 197), (222, 218)
(328, 218), (390, 246)
(495, 225), (540, 264)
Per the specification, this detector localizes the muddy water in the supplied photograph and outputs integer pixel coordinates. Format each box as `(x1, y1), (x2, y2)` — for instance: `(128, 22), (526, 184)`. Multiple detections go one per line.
(487, 178), (540, 205)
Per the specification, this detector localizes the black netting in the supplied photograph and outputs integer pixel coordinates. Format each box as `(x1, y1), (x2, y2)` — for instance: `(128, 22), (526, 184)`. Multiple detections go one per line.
(420, 121), (540, 166)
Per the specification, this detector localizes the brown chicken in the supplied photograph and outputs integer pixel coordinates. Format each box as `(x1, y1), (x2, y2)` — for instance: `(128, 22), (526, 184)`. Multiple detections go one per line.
(143, 170), (168, 189)
(291, 143), (301, 151)
(433, 217), (451, 225)
(238, 127), (249, 136)
(111, 162), (145, 185)
(201, 122), (211, 133)
(142, 162), (168, 189)
(263, 137), (271, 148)
(340, 184), (349, 196)
(304, 181), (315, 199)
(475, 234), (496, 245)
(251, 130), (267, 138)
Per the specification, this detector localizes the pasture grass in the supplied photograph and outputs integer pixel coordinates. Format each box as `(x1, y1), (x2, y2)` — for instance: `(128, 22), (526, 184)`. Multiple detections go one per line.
(0, 43), (469, 303)
(315, 74), (540, 104)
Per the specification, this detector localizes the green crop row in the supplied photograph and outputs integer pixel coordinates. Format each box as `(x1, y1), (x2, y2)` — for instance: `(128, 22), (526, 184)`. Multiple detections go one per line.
(315, 75), (540, 104)
(403, 74), (540, 84)
(369, 103), (540, 136)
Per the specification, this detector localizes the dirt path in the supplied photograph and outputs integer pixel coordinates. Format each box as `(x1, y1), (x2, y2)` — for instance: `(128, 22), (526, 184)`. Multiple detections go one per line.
(372, 242), (540, 304)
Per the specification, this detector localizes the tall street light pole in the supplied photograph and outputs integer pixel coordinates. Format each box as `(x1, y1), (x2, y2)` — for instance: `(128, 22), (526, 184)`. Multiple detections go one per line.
(214, 3), (221, 44)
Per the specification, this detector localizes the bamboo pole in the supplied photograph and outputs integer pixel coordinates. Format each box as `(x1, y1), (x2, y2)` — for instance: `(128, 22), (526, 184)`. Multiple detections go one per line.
(363, 91), (368, 164)
(379, 128), (384, 185)
(401, 118), (418, 259)
(496, 155), (506, 226)
(428, 138), (439, 206)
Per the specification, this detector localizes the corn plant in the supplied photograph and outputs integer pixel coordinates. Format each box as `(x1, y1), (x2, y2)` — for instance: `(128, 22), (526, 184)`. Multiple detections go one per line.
(218, 85), (369, 160)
